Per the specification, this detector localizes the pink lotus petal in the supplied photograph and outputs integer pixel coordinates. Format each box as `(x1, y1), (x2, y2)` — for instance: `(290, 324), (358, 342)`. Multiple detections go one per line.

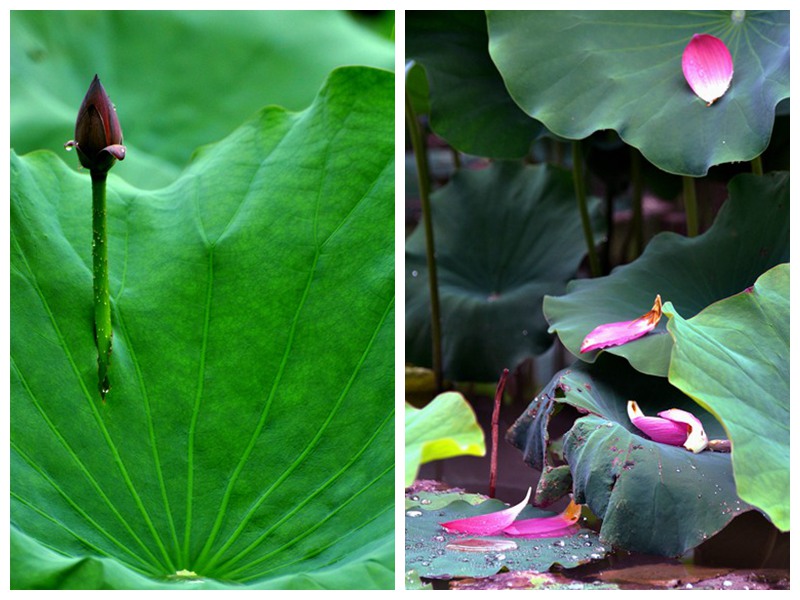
(441, 487), (531, 536)
(682, 34), (733, 106)
(580, 295), (662, 353)
(502, 498), (582, 538)
(658, 408), (709, 453)
(628, 401), (708, 452)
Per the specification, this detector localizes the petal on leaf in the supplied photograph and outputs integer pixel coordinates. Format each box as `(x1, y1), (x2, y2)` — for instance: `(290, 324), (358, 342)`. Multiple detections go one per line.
(440, 487), (531, 536)
(682, 33), (734, 106)
(628, 401), (708, 453)
(658, 408), (709, 453)
(580, 295), (662, 353)
(502, 497), (581, 538)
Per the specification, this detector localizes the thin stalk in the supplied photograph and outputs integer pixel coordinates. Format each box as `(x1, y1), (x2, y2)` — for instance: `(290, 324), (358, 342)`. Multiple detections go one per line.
(630, 147), (644, 257)
(451, 146), (461, 171)
(91, 171), (112, 400)
(572, 141), (601, 277)
(488, 369), (509, 498)
(682, 176), (699, 237)
(751, 155), (763, 176)
(406, 90), (443, 392)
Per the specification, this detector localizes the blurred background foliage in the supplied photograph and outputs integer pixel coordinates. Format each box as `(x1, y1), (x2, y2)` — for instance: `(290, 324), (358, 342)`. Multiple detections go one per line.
(10, 10), (394, 189)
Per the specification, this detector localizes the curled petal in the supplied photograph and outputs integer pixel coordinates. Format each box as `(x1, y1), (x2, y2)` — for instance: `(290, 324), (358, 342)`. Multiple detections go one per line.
(502, 497), (581, 538)
(440, 487), (531, 536)
(658, 408), (709, 453)
(682, 34), (734, 106)
(102, 144), (127, 161)
(628, 401), (708, 453)
(580, 295), (662, 353)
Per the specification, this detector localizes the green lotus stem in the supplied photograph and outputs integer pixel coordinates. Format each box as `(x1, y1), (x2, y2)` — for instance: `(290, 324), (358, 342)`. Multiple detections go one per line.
(682, 176), (699, 237)
(66, 75), (125, 400)
(630, 147), (644, 256)
(751, 155), (763, 176)
(92, 171), (112, 399)
(405, 90), (444, 392)
(571, 141), (601, 277)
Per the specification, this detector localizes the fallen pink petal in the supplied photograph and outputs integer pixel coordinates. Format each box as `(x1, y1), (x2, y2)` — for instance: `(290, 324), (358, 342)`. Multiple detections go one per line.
(580, 295), (662, 353)
(628, 401), (709, 453)
(502, 497), (582, 538)
(440, 487), (531, 536)
(682, 33), (734, 106)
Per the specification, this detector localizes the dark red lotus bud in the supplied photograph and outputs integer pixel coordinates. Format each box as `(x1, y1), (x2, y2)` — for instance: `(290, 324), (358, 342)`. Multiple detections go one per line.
(65, 75), (126, 173)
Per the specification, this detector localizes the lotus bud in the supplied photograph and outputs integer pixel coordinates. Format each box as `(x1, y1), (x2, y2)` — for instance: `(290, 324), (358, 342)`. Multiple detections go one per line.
(65, 75), (126, 173)
(580, 295), (662, 353)
(682, 34), (734, 106)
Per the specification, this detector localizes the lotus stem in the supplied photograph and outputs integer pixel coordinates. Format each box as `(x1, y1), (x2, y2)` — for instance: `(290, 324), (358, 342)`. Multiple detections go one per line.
(489, 369), (509, 499)
(405, 90), (444, 392)
(682, 176), (699, 237)
(572, 141), (601, 277)
(630, 147), (644, 256)
(91, 170), (112, 400)
(751, 155), (763, 176)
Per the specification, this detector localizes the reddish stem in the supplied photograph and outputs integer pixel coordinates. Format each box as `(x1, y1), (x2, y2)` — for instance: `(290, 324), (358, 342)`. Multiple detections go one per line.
(489, 368), (510, 498)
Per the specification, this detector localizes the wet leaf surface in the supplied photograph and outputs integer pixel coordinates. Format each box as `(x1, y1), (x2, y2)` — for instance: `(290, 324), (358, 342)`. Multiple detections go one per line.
(405, 490), (608, 579)
(507, 355), (752, 557)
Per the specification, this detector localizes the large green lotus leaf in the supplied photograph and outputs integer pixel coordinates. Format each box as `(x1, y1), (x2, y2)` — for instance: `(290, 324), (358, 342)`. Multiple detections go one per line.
(664, 264), (789, 531)
(10, 10), (393, 189)
(487, 11), (789, 176)
(405, 492), (606, 579)
(507, 356), (752, 557)
(406, 11), (541, 158)
(406, 161), (603, 382)
(11, 67), (394, 590)
(405, 392), (486, 487)
(544, 172), (788, 377)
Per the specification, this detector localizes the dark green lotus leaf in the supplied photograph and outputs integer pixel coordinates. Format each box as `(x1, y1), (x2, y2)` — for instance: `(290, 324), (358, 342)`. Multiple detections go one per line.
(507, 356), (752, 557)
(487, 10), (789, 176)
(406, 161), (603, 382)
(534, 466), (573, 508)
(10, 10), (393, 189)
(11, 67), (394, 590)
(544, 172), (788, 377)
(664, 264), (789, 531)
(406, 492), (606, 579)
(406, 11), (541, 158)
